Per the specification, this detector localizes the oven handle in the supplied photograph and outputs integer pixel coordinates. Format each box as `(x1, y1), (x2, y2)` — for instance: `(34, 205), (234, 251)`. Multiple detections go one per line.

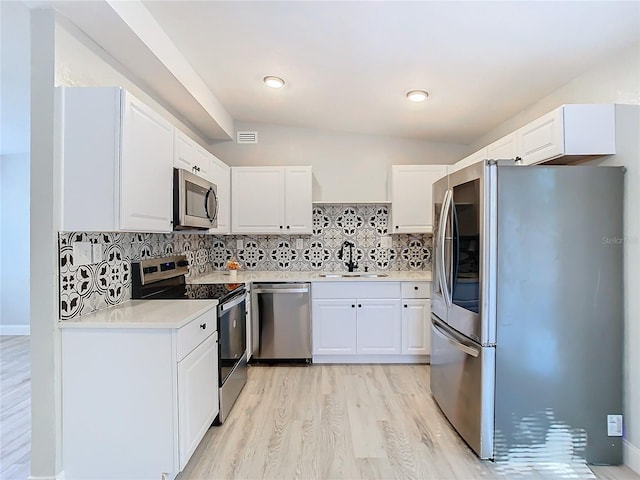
(221, 294), (246, 312)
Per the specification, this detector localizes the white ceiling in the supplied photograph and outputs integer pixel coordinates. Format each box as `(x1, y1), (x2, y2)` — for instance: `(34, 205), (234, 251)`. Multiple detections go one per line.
(139, 0), (640, 145)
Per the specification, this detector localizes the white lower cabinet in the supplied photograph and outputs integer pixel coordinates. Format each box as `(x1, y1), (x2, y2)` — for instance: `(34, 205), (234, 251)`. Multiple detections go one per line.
(401, 282), (431, 356)
(402, 299), (431, 355)
(312, 281), (426, 363)
(356, 299), (402, 354)
(312, 299), (357, 354)
(177, 333), (219, 470)
(61, 310), (218, 480)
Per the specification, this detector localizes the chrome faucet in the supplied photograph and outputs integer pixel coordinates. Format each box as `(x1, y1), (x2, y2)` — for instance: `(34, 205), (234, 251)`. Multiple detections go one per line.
(337, 241), (358, 272)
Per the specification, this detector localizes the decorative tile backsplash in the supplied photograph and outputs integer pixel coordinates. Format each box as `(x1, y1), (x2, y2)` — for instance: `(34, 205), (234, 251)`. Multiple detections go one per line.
(58, 204), (431, 320)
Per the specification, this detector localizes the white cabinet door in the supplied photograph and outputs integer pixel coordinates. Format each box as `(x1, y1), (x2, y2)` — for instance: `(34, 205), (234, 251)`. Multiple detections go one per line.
(208, 155), (231, 234)
(120, 91), (174, 232)
(356, 299), (402, 355)
(284, 166), (313, 234)
(487, 132), (520, 160)
(174, 129), (211, 179)
(232, 167), (285, 233)
(390, 165), (448, 234)
(401, 299), (431, 355)
(312, 299), (357, 354)
(231, 166), (312, 234)
(519, 104), (616, 165)
(519, 108), (564, 165)
(177, 332), (219, 471)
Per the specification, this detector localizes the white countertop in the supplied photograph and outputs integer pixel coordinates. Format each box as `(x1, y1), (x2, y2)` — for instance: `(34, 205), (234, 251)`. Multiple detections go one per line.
(190, 270), (432, 284)
(58, 299), (218, 329)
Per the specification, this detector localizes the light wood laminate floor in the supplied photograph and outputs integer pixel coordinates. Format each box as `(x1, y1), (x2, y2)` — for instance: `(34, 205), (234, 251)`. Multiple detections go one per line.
(0, 336), (30, 480)
(179, 364), (639, 480)
(0, 339), (638, 480)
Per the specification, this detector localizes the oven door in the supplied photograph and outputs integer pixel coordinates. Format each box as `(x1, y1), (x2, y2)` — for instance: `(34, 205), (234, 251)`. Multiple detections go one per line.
(174, 168), (218, 230)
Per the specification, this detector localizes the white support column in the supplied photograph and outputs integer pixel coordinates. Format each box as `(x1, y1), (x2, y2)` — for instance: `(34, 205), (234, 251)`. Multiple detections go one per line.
(29, 8), (64, 480)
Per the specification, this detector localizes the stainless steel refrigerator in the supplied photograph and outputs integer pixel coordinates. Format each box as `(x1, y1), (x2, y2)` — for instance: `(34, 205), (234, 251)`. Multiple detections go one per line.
(430, 159), (624, 464)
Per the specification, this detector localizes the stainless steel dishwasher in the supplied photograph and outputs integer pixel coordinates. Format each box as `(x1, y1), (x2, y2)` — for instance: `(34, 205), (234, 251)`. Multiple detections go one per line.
(251, 283), (311, 362)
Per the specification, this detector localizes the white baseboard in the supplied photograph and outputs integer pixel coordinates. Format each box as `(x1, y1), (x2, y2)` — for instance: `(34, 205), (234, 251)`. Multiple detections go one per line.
(625, 440), (640, 475)
(0, 324), (30, 335)
(28, 471), (65, 480)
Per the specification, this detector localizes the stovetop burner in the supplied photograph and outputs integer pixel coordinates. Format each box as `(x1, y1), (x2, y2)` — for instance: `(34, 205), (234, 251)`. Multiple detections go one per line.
(131, 255), (244, 302)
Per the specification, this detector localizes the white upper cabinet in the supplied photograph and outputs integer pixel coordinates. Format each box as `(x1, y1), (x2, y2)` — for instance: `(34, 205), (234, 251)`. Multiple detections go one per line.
(450, 104), (616, 172)
(389, 165), (448, 234)
(208, 155), (231, 234)
(519, 104), (615, 165)
(231, 166), (312, 234)
(174, 129), (212, 180)
(60, 87), (174, 233)
(284, 167), (313, 234)
(448, 148), (488, 174)
(487, 132), (519, 160)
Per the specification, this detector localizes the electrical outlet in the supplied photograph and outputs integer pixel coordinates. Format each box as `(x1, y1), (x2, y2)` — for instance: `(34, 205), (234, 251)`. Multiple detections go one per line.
(92, 243), (104, 263)
(236, 239), (243, 249)
(381, 236), (392, 248)
(607, 415), (623, 436)
(73, 242), (93, 266)
(296, 239), (304, 249)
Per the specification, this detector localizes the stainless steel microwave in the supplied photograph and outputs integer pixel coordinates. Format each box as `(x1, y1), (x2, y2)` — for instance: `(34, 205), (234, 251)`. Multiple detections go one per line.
(173, 168), (218, 230)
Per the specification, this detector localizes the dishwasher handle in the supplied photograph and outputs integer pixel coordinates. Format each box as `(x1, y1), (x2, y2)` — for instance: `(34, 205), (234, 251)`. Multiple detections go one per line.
(253, 286), (309, 294)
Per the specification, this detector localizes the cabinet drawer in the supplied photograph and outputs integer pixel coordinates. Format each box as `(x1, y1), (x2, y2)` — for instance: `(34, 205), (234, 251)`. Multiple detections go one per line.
(401, 282), (430, 299)
(177, 309), (216, 361)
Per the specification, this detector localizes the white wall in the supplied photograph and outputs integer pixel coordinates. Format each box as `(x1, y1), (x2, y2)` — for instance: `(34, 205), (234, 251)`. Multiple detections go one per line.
(0, 0), (31, 335)
(590, 106), (640, 473)
(468, 41), (640, 152)
(54, 16), (208, 147)
(210, 122), (467, 202)
(0, 154), (30, 332)
(468, 41), (640, 473)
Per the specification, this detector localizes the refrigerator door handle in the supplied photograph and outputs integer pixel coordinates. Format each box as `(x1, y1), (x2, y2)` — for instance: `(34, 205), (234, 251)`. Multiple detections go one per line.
(438, 190), (453, 305)
(432, 317), (479, 357)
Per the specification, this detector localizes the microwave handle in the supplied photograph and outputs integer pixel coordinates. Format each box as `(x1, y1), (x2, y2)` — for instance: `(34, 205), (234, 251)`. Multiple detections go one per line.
(204, 187), (218, 223)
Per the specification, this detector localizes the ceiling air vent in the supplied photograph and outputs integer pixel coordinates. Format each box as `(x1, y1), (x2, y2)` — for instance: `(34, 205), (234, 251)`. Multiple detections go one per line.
(236, 131), (258, 144)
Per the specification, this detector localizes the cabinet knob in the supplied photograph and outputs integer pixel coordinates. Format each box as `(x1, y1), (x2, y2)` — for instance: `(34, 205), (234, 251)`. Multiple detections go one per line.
(351, 304), (355, 308)
(358, 304), (362, 308)
(395, 226), (399, 229)
(200, 323), (207, 330)
(404, 304), (408, 308)
(286, 226), (290, 229)
(414, 286), (419, 290)
(280, 226), (283, 229)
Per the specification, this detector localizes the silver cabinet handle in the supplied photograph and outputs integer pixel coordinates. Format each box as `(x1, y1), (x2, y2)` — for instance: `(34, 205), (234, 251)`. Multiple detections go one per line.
(253, 288), (309, 294)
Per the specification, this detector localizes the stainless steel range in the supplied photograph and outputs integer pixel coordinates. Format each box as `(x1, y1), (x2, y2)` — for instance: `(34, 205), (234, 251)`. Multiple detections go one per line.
(131, 255), (247, 424)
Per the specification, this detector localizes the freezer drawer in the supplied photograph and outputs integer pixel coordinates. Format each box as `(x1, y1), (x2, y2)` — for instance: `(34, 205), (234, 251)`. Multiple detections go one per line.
(430, 315), (495, 459)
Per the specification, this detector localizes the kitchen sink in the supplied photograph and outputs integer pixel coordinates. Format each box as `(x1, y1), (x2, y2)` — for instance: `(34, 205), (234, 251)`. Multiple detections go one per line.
(318, 272), (389, 278)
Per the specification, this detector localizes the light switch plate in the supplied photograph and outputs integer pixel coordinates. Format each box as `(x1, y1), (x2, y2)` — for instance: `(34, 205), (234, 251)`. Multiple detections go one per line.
(607, 415), (623, 436)
(92, 243), (104, 263)
(381, 236), (392, 248)
(296, 239), (304, 249)
(73, 242), (93, 266)
(236, 239), (243, 249)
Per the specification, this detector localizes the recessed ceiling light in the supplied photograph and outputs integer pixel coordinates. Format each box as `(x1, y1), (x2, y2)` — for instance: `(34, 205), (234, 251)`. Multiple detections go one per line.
(406, 90), (429, 102)
(264, 76), (285, 89)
